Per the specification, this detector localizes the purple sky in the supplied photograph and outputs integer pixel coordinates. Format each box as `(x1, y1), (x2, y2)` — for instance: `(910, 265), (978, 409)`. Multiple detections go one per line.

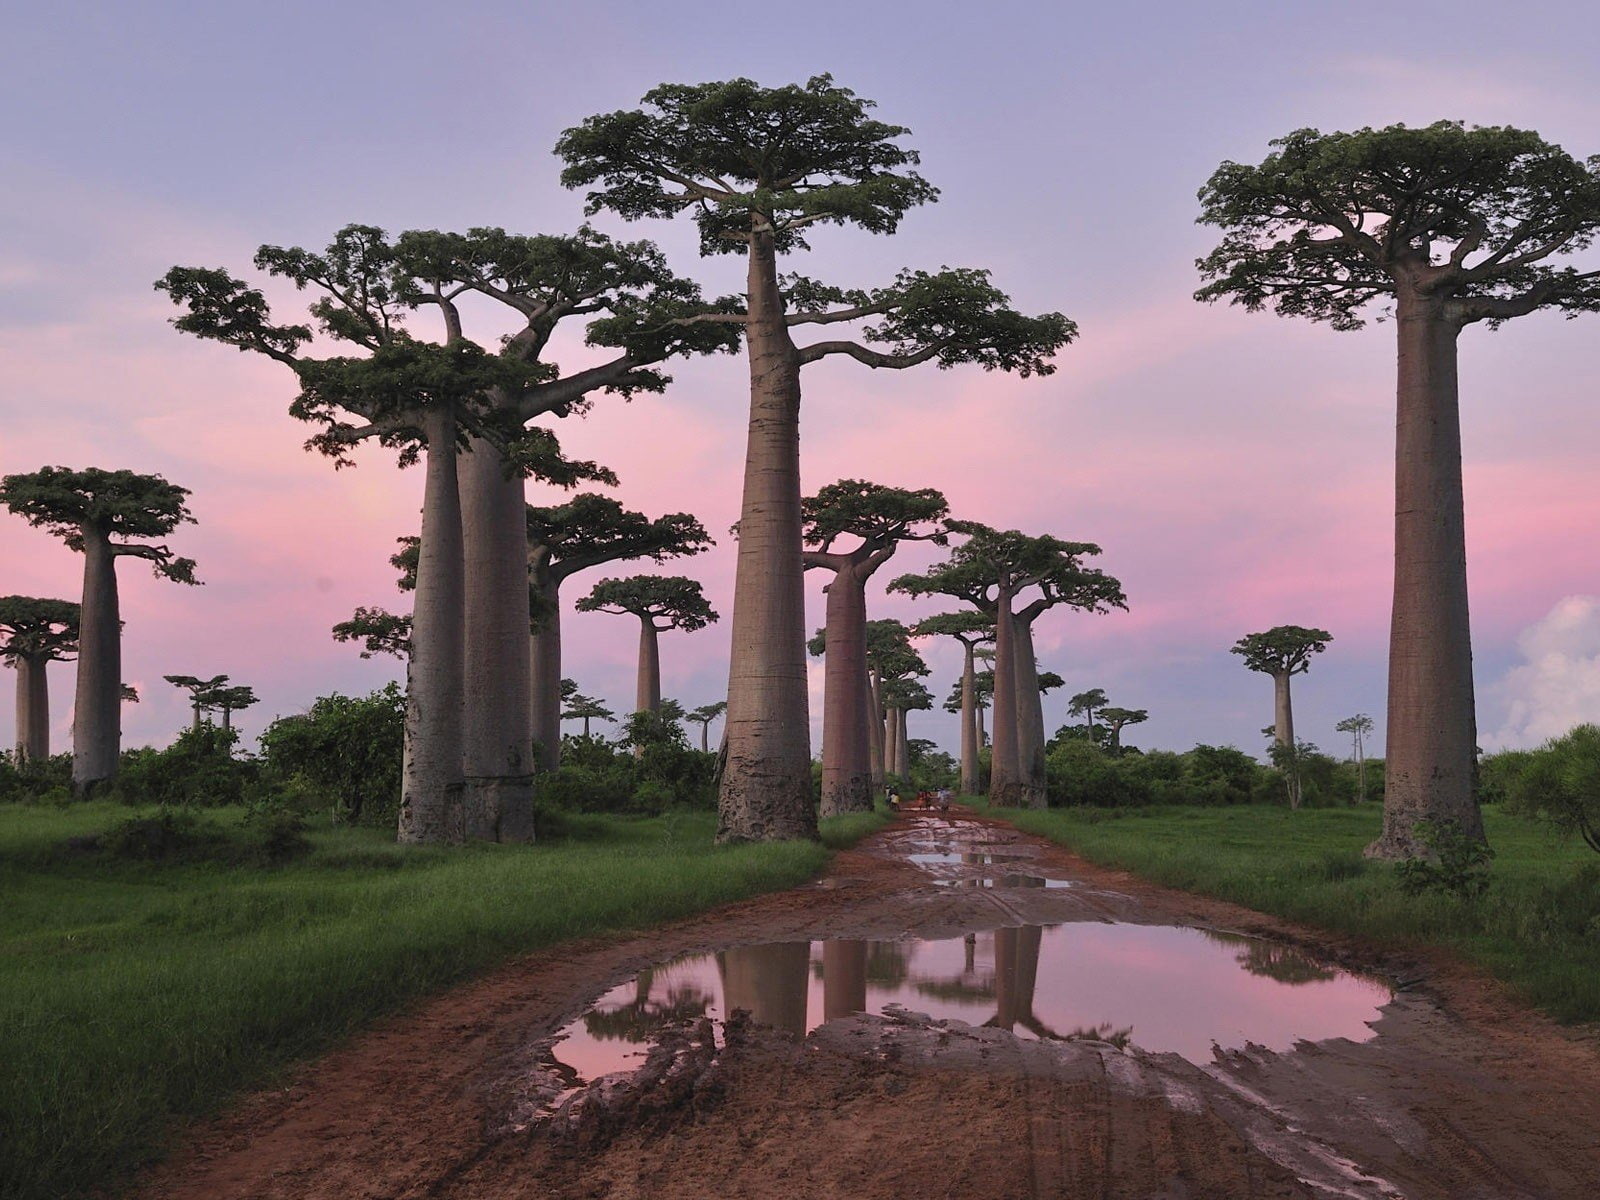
(4, 2), (1599, 760)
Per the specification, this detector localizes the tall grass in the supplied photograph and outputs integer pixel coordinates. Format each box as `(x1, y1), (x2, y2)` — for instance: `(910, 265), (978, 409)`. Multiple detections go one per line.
(0, 803), (868, 1200)
(1001, 804), (1600, 1025)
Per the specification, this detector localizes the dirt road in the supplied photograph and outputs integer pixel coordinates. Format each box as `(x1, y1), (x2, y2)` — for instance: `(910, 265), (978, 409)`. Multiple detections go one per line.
(134, 813), (1600, 1199)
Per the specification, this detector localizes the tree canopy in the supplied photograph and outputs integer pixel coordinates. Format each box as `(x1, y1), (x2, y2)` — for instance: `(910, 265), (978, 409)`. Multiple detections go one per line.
(576, 575), (718, 631)
(1231, 626), (1333, 677)
(1196, 122), (1600, 330)
(529, 494), (713, 585)
(0, 467), (199, 582)
(0, 596), (80, 663)
(802, 480), (947, 559)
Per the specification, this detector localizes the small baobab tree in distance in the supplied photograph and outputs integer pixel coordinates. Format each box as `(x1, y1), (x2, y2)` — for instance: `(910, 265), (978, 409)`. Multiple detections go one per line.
(803, 480), (947, 815)
(165, 674), (229, 729)
(1232, 626), (1332, 809)
(1196, 121), (1600, 857)
(562, 692), (616, 738)
(576, 575), (718, 715)
(1098, 706), (1149, 754)
(0, 467), (199, 795)
(559, 75), (1074, 843)
(686, 701), (728, 753)
(914, 612), (993, 796)
(0, 596), (79, 763)
(1337, 713), (1376, 803)
(528, 495), (712, 769)
(207, 684), (259, 732)
(1067, 688), (1108, 738)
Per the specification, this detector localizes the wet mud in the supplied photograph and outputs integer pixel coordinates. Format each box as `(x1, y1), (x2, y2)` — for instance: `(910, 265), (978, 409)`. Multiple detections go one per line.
(134, 812), (1600, 1199)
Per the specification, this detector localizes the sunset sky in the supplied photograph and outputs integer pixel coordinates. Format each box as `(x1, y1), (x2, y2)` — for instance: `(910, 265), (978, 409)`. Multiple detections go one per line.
(4, 1), (1598, 759)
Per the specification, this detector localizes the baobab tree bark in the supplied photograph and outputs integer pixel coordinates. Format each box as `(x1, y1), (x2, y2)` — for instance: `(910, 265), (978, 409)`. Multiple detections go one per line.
(1369, 292), (1482, 856)
(989, 575), (1024, 806)
(959, 642), (978, 796)
(818, 575), (871, 815)
(893, 707), (910, 779)
(397, 412), (467, 846)
(72, 530), (120, 795)
(14, 657), (49, 762)
(822, 939), (868, 1020)
(636, 618), (662, 714)
(1011, 609), (1049, 809)
(459, 436), (536, 842)
(868, 666), (885, 793)
(717, 228), (815, 842)
(1272, 669), (1302, 809)
(529, 574), (563, 772)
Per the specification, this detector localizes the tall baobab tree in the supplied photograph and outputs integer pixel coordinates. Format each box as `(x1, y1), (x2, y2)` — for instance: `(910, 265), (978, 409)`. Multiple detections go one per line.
(1099, 706), (1149, 754)
(803, 480), (947, 815)
(528, 494), (712, 767)
(1067, 689), (1108, 739)
(576, 575), (718, 715)
(559, 75), (1074, 843)
(686, 701), (728, 753)
(1337, 713), (1376, 803)
(562, 692), (616, 738)
(0, 596), (79, 764)
(206, 684), (259, 732)
(914, 613), (993, 797)
(894, 524), (1122, 807)
(1232, 626), (1333, 810)
(165, 674), (229, 729)
(882, 677), (932, 780)
(1, 468), (199, 795)
(1196, 122), (1600, 857)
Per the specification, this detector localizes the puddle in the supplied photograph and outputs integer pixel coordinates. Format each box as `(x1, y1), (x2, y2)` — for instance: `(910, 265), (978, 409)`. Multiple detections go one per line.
(908, 850), (1031, 866)
(537, 924), (1390, 1109)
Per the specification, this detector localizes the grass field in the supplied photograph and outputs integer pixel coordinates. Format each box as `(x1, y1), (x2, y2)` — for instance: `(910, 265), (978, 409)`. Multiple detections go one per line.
(997, 803), (1600, 1026)
(0, 802), (887, 1200)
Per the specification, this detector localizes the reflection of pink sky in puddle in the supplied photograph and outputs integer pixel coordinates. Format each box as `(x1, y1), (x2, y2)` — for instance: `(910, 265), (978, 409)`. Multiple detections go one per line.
(544, 924), (1390, 1093)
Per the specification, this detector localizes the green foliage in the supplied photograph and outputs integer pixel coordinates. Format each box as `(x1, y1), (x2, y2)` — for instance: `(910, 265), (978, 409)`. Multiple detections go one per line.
(1196, 121), (1600, 331)
(1499, 725), (1600, 852)
(1045, 739), (1288, 808)
(115, 725), (251, 807)
(257, 686), (405, 825)
(1231, 626), (1332, 676)
(1393, 820), (1496, 900)
(802, 479), (947, 558)
(0, 596), (80, 663)
(0, 751), (73, 804)
(540, 718), (717, 816)
(575, 573), (718, 630)
(0, 467), (199, 583)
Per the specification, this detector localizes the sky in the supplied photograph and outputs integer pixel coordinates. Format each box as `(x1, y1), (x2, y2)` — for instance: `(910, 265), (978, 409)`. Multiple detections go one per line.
(3, 0), (1599, 761)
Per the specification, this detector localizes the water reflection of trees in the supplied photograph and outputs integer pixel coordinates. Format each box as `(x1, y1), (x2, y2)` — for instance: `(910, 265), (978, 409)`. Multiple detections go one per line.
(719, 943), (810, 1035)
(582, 966), (715, 1041)
(1202, 930), (1338, 985)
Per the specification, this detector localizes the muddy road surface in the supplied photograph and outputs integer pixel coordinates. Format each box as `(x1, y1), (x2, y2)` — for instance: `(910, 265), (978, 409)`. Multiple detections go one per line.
(136, 813), (1600, 1199)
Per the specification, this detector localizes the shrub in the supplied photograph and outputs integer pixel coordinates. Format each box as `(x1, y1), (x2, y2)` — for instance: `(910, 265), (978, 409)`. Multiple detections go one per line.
(99, 810), (225, 861)
(258, 685), (404, 826)
(1500, 726), (1600, 853)
(1394, 820), (1495, 899)
(115, 725), (251, 807)
(0, 750), (73, 803)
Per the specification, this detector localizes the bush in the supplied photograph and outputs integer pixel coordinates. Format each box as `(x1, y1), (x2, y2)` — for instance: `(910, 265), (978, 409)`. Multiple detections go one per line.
(258, 685), (405, 826)
(115, 725), (252, 807)
(99, 810), (224, 861)
(1045, 741), (1280, 808)
(1500, 725), (1600, 852)
(0, 751), (73, 803)
(1394, 820), (1495, 899)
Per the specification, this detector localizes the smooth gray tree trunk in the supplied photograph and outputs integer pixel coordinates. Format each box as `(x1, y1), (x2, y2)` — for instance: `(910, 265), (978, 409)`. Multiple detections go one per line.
(530, 574), (563, 772)
(868, 667), (885, 793)
(894, 707), (910, 780)
(1012, 615), (1048, 808)
(637, 618), (662, 713)
(959, 641), (978, 796)
(989, 576), (1024, 806)
(1368, 293), (1482, 858)
(15, 656), (49, 763)
(819, 570), (872, 816)
(397, 411), (467, 845)
(459, 435), (536, 842)
(72, 531), (120, 795)
(1273, 670), (1301, 809)
(716, 228), (815, 842)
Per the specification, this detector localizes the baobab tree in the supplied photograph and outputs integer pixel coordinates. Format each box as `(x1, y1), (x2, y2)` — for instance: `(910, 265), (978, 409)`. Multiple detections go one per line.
(1232, 626), (1332, 809)
(1337, 713), (1376, 803)
(0, 596), (79, 763)
(914, 613), (993, 796)
(945, 669), (995, 757)
(882, 677), (932, 780)
(894, 524), (1122, 808)
(575, 575), (718, 715)
(165, 674), (229, 729)
(1067, 688), (1108, 738)
(1196, 121), (1600, 857)
(529, 495), (712, 766)
(1099, 706), (1149, 754)
(332, 606), (412, 660)
(562, 692), (615, 738)
(0, 468), (198, 795)
(206, 684), (259, 732)
(803, 480), (947, 814)
(559, 75), (1074, 843)
(686, 701), (727, 753)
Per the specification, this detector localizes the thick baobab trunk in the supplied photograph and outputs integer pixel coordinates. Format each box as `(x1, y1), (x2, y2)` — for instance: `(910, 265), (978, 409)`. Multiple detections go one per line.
(459, 436), (536, 842)
(15, 656), (50, 763)
(716, 229), (815, 842)
(822, 939), (868, 1020)
(894, 707), (910, 780)
(397, 412), (466, 845)
(530, 574), (563, 771)
(819, 571), (872, 816)
(867, 667), (885, 793)
(1273, 670), (1301, 809)
(719, 942), (810, 1035)
(636, 618), (662, 714)
(989, 577), (1024, 806)
(1369, 294), (1482, 858)
(977, 701), (987, 747)
(1012, 616), (1048, 808)
(72, 531), (120, 795)
(959, 641), (978, 796)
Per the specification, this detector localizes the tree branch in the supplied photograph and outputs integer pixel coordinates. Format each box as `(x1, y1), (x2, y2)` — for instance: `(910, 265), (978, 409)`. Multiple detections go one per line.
(796, 339), (951, 368)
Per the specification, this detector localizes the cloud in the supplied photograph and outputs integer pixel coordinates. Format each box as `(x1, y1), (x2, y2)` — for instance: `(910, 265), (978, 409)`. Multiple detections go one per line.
(1486, 595), (1600, 748)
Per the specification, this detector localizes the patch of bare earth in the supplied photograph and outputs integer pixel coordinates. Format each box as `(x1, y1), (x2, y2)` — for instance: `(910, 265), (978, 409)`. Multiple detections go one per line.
(133, 814), (1600, 1200)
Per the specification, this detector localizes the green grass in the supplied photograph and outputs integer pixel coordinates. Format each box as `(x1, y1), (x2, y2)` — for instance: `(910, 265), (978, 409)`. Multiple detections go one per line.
(995, 803), (1600, 1026)
(0, 802), (877, 1200)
